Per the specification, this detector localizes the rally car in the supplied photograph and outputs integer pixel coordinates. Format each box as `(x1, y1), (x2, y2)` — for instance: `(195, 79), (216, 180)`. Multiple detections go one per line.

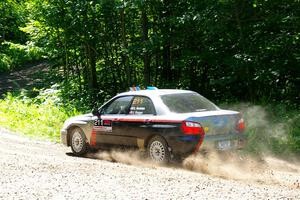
(61, 87), (245, 162)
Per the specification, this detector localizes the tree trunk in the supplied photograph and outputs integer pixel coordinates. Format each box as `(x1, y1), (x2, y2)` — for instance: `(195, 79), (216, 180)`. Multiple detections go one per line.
(120, 2), (131, 87)
(234, 1), (254, 101)
(141, 5), (150, 87)
(162, 0), (172, 83)
(85, 43), (98, 100)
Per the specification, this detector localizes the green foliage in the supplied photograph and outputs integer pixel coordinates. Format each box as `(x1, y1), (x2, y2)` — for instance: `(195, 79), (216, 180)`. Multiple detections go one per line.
(0, 90), (81, 142)
(0, 0), (27, 43)
(22, 0), (298, 108)
(0, 41), (44, 71)
(0, 53), (12, 72)
(0, 0), (45, 73)
(288, 115), (300, 152)
(2, 0), (298, 107)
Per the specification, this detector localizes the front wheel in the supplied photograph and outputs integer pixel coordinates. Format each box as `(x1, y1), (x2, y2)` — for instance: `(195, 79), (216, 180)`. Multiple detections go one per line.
(147, 136), (170, 163)
(70, 127), (88, 156)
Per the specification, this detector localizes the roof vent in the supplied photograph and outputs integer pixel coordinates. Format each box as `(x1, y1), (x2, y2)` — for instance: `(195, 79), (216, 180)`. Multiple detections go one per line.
(147, 86), (158, 90)
(129, 86), (141, 91)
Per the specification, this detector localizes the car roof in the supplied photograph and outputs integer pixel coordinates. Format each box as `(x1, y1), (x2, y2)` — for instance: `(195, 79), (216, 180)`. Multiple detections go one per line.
(116, 89), (194, 98)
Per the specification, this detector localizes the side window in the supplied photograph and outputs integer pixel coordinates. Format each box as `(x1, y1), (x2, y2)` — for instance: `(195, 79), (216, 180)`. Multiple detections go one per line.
(102, 96), (133, 114)
(129, 96), (156, 115)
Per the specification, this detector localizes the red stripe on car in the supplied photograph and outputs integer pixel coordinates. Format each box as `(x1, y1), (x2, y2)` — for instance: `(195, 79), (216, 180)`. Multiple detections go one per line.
(114, 118), (182, 123)
(90, 129), (97, 146)
(100, 117), (182, 123)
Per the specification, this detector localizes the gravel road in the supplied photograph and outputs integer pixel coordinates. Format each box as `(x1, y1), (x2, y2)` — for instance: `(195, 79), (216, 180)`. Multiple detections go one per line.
(0, 128), (299, 200)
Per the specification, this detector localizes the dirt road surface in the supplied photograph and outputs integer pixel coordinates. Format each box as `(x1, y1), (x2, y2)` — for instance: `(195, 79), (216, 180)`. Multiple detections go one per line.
(0, 127), (299, 200)
(0, 62), (50, 96)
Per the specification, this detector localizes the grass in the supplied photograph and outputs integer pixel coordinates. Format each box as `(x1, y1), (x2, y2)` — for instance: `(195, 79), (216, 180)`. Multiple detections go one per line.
(0, 92), (80, 142)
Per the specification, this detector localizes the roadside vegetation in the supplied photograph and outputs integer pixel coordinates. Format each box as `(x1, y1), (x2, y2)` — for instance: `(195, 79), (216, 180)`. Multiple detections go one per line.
(0, 89), (80, 142)
(0, 0), (299, 155)
(0, 41), (43, 72)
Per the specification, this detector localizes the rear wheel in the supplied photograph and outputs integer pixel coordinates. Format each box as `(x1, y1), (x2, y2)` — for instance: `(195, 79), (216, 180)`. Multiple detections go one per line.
(147, 136), (170, 163)
(70, 127), (88, 156)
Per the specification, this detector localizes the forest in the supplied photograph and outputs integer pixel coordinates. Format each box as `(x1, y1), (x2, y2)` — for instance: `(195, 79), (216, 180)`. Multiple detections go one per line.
(0, 0), (299, 154)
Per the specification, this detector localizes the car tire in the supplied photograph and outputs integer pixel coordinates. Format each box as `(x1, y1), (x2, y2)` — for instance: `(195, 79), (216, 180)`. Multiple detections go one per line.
(70, 127), (88, 156)
(147, 136), (171, 163)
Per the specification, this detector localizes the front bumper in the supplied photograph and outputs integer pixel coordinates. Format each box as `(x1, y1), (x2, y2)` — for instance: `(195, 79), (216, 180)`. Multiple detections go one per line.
(60, 129), (68, 146)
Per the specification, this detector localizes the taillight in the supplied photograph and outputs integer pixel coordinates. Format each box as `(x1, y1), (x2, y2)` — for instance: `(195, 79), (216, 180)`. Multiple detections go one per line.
(237, 118), (245, 132)
(181, 121), (204, 135)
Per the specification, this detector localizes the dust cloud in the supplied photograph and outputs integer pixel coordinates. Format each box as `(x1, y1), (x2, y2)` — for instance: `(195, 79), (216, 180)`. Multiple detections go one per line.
(86, 148), (300, 188)
(86, 149), (160, 168)
(182, 152), (300, 188)
(227, 103), (290, 153)
(181, 104), (300, 186)
(184, 152), (288, 179)
(85, 148), (300, 188)
(86, 105), (300, 187)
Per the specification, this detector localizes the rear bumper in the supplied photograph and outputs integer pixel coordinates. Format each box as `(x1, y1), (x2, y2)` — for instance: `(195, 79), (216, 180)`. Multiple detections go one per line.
(60, 129), (68, 146)
(167, 135), (201, 155)
(167, 133), (245, 155)
(201, 133), (245, 150)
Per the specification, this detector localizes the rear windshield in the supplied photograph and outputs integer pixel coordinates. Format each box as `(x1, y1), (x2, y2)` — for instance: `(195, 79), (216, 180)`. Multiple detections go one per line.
(160, 92), (218, 113)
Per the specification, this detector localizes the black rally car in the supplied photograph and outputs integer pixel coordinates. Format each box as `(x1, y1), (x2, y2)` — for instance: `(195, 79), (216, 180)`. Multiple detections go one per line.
(61, 88), (245, 162)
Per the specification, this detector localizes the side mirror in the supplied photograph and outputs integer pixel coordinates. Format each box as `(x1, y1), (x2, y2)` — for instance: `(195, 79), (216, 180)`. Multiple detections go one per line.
(92, 108), (100, 116)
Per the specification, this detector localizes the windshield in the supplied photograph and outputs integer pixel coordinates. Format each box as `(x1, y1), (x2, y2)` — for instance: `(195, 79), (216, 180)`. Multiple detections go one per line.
(160, 92), (218, 113)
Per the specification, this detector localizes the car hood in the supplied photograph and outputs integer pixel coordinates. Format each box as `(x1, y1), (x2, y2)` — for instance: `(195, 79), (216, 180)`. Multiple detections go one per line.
(62, 113), (95, 130)
(67, 113), (94, 122)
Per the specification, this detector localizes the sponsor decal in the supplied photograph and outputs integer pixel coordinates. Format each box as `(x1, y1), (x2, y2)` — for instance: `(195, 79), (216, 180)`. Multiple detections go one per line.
(102, 119), (112, 126)
(94, 119), (112, 132)
(94, 126), (112, 132)
(204, 126), (209, 132)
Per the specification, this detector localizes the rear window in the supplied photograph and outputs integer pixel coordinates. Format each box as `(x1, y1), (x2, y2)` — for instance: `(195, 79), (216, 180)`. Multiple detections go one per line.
(160, 92), (218, 113)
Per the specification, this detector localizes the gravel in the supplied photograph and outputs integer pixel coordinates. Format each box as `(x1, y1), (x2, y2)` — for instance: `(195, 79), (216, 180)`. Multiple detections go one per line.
(0, 127), (299, 200)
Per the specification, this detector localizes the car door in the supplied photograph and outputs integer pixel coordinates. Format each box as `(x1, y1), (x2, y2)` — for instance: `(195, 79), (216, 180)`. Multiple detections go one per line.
(95, 95), (134, 145)
(113, 95), (157, 147)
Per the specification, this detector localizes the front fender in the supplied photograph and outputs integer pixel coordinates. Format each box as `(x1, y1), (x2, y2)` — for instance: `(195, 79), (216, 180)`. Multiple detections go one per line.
(63, 121), (94, 146)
